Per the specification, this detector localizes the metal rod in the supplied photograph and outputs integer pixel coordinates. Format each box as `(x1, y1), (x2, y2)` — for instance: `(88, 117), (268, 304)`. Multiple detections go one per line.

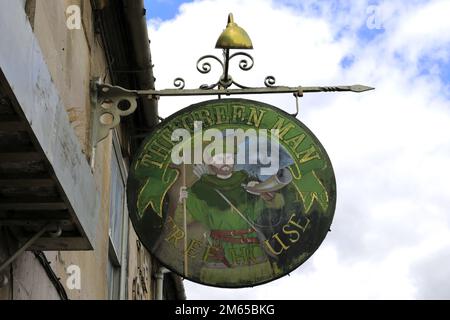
(214, 189), (277, 260)
(97, 84), (374, 99)
(182, 164), (188, 277)
(214, 189), (257, 231)
(223, 49), (230, 85)
(145, 85), (374, 97)
(0, 224), (50, 273)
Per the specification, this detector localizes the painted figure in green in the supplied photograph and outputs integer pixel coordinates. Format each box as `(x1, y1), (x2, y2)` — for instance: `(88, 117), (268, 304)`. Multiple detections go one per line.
(179, 153), (286, 285)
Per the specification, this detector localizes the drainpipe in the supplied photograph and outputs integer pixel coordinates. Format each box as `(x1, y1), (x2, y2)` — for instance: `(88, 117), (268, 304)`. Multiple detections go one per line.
(119, 206), (129, 300)
(155, 267), (170, 300)
(123, 0), (159, 128)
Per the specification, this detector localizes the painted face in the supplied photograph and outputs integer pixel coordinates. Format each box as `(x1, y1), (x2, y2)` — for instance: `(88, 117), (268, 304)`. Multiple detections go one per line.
(209, 153), (234, 176)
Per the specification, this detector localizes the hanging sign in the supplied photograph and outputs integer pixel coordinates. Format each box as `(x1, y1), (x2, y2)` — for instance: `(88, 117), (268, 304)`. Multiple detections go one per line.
(127, 98), (336, 288)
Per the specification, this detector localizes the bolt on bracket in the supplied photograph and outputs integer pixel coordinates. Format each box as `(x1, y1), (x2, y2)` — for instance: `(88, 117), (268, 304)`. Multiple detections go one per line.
(89, 13), (374, 148)
(90, 79), (139, 146)
(90, 79), (374, 148)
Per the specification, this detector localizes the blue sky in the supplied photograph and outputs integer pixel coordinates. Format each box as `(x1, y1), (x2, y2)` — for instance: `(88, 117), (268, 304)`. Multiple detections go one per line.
(144, 0), (449, 87)
(145, 0), (450, 299)
(144, 0), (192, 21)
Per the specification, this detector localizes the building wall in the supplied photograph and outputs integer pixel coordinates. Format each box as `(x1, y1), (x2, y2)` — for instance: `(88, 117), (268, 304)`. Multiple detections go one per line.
(127, 228), (154, 300)
(0, 0), (156, 300)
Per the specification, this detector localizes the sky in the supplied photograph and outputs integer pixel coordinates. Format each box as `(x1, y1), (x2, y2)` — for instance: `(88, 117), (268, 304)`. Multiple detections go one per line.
(144, 0), (450, 299)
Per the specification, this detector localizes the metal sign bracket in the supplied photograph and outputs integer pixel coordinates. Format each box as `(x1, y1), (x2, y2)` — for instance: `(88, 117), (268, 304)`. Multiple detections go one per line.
(89, 13), (374, 147)
(90, 79), (373, 147)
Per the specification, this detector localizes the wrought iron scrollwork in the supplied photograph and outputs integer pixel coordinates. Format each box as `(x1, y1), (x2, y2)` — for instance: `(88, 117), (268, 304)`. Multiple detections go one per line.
(173, 50), (275, 91)
(91, 13), (374, 150)
(229, 52), (254, 72)
(173, 78), (185, 90)
(264, 76), (277, 87)
(196, 55), (224, 74)
(195, 55), (223, 89)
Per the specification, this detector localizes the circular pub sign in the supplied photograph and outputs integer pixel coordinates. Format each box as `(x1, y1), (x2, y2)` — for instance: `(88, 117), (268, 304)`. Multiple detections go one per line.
(127, 98), (336, 288)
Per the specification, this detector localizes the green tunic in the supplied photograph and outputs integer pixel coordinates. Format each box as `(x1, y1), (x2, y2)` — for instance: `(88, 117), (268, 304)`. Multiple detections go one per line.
(186, 171), (284, 272)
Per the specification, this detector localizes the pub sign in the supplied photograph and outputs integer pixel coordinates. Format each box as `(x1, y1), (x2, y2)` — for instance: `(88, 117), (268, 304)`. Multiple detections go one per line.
(127, 98), (336, 288)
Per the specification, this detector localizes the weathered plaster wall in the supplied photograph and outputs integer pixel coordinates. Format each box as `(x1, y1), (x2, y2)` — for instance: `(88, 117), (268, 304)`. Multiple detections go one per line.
(0, 0), (157, 300)
(6, 0), (111, 300)
(127, 227), (154, 300)
(33, 0), (92, 153)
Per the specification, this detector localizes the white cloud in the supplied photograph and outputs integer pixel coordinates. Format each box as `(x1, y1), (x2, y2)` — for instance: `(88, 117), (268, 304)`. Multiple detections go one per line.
(385, 0), (450, 62)
(147, 0), (450, 299)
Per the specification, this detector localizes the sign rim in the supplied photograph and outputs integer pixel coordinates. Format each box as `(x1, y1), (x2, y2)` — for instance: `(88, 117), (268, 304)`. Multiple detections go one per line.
(127, 98), (337, 289)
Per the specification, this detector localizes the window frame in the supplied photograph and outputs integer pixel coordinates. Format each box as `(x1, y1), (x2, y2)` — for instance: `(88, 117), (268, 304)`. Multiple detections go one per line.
(107, 130), (129, 300)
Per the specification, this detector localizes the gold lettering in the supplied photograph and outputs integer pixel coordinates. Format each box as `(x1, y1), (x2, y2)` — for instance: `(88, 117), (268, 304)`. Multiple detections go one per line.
(186, 239), (202, 258)
(289, 215), (311, 233)
(181, 115), (194, 131)
(164, 217), (185, 248)
(271, 118), (296, 140)
(297, 145), (321, 164)
(193, 109), (213, 127)
(232, 105), (246, 123)
(247, 245), (257, 264)
(282, 214), (301, 244)
(215, 106), (228, 124)
(247, 107), (266, 128)
(229, 246), (258, 265)
(140, 154), (163, 169)
(159, 127), (176, 147)
(285, 133), (305, 151)
(264, 239), (284, 256)
(202, 244), (217, 262)
(273, 233), (290, 250)
(148, 141), (170, 159)
(264, 233), (291, 256)
(230, 247), (246, 265)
